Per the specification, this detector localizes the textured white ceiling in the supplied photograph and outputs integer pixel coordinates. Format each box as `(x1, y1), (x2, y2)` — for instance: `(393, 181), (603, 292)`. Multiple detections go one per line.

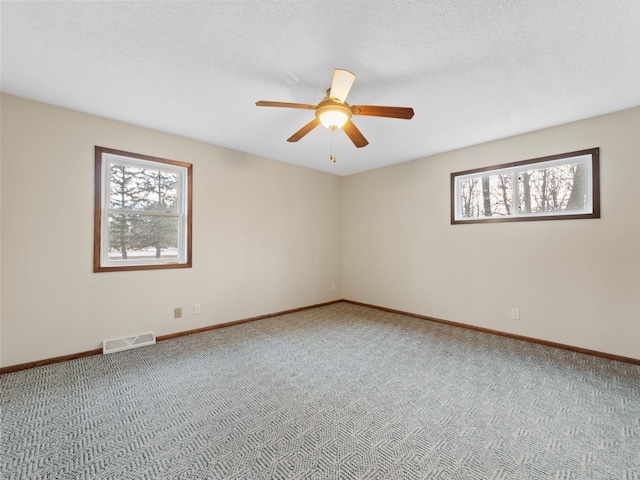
(2, 1), (640, 175)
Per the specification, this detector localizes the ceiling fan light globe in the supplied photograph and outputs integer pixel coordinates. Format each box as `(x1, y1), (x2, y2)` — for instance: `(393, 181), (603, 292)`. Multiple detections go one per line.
(319, 110), (349, 130)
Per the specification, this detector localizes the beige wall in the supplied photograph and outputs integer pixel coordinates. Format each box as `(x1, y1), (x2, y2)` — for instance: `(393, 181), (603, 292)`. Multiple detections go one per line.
(343, 106), (640, 360)
(2, 94), (639, 367)
(0, 94), (343, 367)
(0, 95), (3, 364)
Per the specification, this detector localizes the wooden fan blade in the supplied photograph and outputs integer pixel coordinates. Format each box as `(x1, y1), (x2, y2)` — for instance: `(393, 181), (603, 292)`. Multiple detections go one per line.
(351, 105), (415, 119)
(256, 101), (316, 110)
(342, 119), (369, 148)
(287, 118), (321, 142)
(329, 69), (356, 103)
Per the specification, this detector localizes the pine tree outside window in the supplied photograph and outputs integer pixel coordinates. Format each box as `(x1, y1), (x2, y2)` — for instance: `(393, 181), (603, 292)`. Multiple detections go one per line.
(94, 147), (192, 272)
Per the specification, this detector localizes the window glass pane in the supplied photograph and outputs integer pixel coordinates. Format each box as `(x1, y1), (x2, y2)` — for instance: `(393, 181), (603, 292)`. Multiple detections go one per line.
(108, 214), (179, 261)
(518, 162), (587, 214)
(109, 164), (179, 213)
(458, 173), (513, 219)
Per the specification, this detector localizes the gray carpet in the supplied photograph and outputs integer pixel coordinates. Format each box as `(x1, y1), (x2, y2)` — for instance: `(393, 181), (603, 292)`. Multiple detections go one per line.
(1, 302), (639, 479)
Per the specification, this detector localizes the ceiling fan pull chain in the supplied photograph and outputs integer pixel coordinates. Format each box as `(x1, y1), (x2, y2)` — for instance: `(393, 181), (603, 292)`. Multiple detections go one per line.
(330, 129), (337, 163)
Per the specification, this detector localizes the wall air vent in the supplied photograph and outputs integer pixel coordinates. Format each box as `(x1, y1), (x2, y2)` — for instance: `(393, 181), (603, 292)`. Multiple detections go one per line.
(102, 332), (156, 354)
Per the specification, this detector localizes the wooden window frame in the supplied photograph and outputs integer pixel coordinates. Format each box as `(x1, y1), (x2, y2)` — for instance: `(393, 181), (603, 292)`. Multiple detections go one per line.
(94, 146), (193, 272)
(451, 148), (600, 224)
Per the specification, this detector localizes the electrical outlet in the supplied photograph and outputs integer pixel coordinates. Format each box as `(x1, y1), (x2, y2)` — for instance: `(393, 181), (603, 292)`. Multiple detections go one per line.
(511, 308), (520, 320)
(194, 304), (201, 314)
(174, 307), (182, 319)
(331, 283), (336, 292)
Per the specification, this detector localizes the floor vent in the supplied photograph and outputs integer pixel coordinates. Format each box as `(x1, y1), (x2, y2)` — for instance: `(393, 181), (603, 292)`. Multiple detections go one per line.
(103, 332), (156, 354)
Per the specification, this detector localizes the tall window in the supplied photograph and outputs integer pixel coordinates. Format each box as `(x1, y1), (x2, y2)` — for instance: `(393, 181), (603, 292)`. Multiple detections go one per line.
(451, 148), (599, 224)
(94, 146), (192, 272)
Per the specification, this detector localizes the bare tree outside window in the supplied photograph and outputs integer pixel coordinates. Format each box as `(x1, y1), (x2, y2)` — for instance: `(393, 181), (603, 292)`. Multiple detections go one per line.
(459, 174), (512, 218)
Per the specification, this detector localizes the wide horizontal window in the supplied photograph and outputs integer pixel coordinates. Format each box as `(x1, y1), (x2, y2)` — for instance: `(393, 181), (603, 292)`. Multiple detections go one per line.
(94, 146), (192, 272)
(451, 148), (599, 224)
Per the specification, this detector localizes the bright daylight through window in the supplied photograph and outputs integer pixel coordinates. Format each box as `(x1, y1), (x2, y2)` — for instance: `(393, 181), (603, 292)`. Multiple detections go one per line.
(94, 146), (192, 272)
(451, 148), (599, 224)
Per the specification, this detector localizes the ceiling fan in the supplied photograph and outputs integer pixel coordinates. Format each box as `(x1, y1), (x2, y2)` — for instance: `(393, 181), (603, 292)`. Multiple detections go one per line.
(256, 69), (414, 148)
